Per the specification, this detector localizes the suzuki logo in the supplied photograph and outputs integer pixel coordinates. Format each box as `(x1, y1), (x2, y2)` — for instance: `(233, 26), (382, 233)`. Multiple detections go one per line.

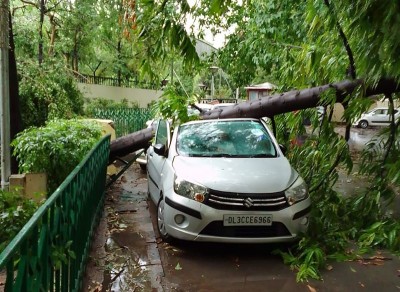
(243, 197), (254, 208)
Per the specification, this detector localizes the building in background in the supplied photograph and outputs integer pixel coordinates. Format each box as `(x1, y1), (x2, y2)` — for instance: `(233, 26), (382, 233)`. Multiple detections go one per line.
(245, 82), (277, 101)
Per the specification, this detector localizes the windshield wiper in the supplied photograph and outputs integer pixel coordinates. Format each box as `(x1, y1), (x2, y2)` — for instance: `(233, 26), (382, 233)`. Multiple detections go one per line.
(208, 153), (236, 157)
(249, 154), (276, 158)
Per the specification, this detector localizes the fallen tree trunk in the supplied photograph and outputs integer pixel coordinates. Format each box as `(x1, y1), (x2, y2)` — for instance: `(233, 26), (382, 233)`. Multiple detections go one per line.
(109, 78), (400, 162)
(109, 127), (154, 163)
(201, 78), (399, 120)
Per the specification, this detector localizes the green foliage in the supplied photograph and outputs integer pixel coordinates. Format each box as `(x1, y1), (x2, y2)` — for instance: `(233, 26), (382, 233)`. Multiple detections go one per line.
(274, 110), (400, 281)
(275, 240), (326, 282)
(18, 61), (85, 128)
(84, 98), (140, 116)
(151, 85), (198, 126)
(11, 119), (102, 193)
(357, 221), (400, 253)
(0, 189), (40, 253)
(51, 240), (76, 270)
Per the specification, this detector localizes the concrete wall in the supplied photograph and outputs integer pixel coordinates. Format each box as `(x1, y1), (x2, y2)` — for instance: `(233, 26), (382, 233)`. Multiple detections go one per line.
(78, 83), (163, 107)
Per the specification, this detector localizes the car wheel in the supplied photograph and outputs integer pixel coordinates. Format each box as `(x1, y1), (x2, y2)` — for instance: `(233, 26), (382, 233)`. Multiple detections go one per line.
(359, 120), (369, 129)
(157, 197), (172, 242)
(139, 163), (147, 171)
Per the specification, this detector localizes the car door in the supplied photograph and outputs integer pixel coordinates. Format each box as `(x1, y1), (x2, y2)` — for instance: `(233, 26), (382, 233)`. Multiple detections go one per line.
(147, 119), (171, 203)
(370, 109), (388, 125)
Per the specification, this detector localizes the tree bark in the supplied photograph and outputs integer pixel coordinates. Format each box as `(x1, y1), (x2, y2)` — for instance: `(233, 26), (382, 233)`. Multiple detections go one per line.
(8, 11), (22, 173)
(108, 78), (400, 162)
(38, 0), (45, 65)
(109, 127), (154, 163)
(200, 78), (399, 120)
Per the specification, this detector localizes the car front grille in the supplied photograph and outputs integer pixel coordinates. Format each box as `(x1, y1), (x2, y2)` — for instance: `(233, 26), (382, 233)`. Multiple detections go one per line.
(205, 189), (289, 211)
(199, 221), (291, 238)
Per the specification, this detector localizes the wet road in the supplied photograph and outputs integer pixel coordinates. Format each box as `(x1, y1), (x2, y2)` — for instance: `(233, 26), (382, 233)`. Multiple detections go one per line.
(334, 126), (383, 152)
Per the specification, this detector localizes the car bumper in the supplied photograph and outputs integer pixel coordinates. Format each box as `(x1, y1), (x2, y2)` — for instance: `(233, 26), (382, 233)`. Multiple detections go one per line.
(162, 192), (311, 243)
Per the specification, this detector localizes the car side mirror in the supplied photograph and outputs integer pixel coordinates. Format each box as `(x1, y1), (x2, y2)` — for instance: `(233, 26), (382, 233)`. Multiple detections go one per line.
(279, 144), (287, 155)
(154, 143), (167, 157)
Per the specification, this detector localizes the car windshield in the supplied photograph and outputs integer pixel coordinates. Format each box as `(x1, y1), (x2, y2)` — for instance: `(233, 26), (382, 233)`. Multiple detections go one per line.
(176, 120), (277, 158)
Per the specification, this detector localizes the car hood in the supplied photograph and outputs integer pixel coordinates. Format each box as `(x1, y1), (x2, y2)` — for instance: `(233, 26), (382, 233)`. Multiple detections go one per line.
(172, 156), (298, 193)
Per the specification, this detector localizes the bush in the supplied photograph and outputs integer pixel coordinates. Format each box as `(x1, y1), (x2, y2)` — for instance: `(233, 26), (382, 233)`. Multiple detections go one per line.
(0, 189), (40, 253)
(11, 119), (102, 193)
(84, 98), (139, 116)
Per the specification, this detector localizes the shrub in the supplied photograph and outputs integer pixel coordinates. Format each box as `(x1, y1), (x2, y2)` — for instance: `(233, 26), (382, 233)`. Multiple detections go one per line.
(84, 98), (139, 116)
(11, 119), (102, 193)
(0, 188), (40, 253)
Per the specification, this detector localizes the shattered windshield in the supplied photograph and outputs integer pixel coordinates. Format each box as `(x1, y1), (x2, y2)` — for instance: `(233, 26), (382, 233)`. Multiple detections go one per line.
(176, 120), (277, 158)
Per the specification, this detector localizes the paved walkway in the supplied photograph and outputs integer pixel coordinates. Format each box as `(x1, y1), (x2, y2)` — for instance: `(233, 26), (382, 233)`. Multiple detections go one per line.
(83, 163), (163, 291)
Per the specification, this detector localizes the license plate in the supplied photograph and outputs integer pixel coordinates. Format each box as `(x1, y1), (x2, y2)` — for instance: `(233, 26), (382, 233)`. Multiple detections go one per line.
(223, 214), (273, 226)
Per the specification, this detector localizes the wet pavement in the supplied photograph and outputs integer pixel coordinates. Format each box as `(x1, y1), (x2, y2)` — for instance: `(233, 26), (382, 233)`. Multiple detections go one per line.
(83, 163), (163, 292)
(83, 126), (400, 292)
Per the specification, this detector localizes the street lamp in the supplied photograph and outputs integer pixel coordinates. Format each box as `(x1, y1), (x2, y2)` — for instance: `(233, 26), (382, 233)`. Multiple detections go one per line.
(209, 66), (219, 98)
(198, 82), (207, 91)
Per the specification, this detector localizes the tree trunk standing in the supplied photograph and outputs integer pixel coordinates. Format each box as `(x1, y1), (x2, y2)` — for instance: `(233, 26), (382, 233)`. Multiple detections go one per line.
(108, 78), (400, 162)
(38, 0), (45, 65)
(47, 14), (56, 57)
(117, 40), (121, 87)
(72, 28), (79, 72)
(0, 0), (11, 187)
(8, 11), (22, 174)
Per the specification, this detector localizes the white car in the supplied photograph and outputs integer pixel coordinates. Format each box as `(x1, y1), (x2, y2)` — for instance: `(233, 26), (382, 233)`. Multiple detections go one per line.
(147, 118), (311, 243)
(353, 107), (400, 129)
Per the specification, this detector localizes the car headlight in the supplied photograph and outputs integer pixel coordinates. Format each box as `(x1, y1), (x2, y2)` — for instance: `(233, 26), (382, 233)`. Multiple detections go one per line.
(174, 176), (208, 203)
(285, 176), (308, 205)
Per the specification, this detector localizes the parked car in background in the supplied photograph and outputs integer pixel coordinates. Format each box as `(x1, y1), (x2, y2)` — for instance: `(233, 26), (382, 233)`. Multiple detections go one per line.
(147, 118), (311, 243)
(353, 107), (400, 129)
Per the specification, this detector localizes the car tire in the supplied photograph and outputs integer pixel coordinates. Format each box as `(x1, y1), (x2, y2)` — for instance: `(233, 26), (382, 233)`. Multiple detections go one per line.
(139, 163), (147, 171)
(359, 120), (369, 129)
(157, 196), (173, 243)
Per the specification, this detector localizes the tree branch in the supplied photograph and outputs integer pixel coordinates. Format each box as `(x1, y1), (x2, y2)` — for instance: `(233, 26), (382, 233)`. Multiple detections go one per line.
(382, 93), (397, 167)
(309, 146), (346, 193)
(20, 0), (38, 8)
(323, 0), (356, 79)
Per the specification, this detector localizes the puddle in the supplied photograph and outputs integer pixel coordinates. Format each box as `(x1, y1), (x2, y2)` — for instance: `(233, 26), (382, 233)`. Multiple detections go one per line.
(102, 232), (153, 291)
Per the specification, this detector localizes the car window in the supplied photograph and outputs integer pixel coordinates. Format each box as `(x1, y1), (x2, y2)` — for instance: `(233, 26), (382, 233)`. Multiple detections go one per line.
(374, 109), (386, 115)
(176, 120), (277, 158)
(155, 120), (168, 145)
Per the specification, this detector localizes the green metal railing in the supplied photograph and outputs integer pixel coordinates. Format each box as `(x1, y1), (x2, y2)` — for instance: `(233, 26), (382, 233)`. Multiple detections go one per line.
(0, 135), (110, 292)
(75, 73), (158, 90)
(90, 108), (153, 137)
